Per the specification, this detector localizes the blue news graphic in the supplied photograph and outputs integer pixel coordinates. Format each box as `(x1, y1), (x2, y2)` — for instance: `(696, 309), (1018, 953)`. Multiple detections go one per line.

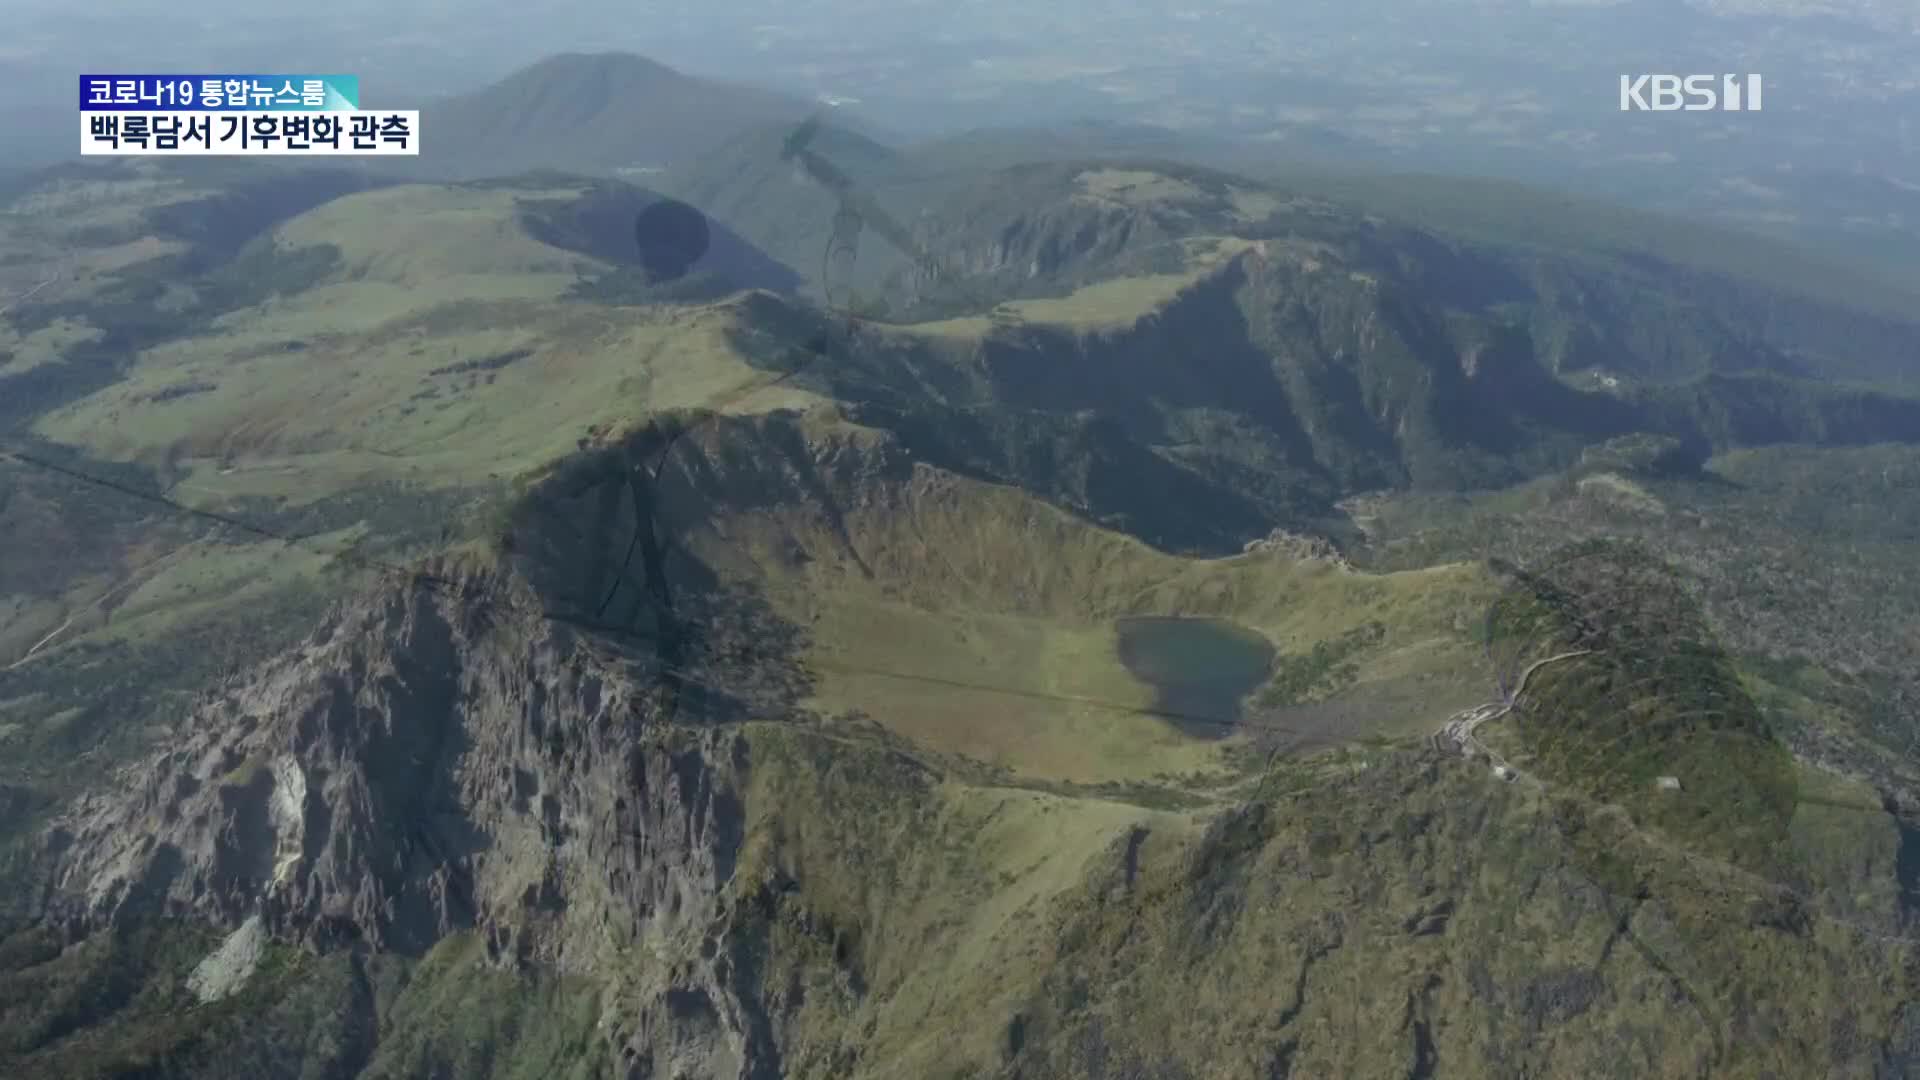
(78, 75), (360, 112)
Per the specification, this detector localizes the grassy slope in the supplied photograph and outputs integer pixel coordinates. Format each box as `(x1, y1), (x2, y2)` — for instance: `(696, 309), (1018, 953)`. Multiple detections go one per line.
(28, 184), (821, 505)
(2, 174), (824, 701)
(0, 919), (613, 1079)
(4, 183), (1305, 675)
(0, 169), (200, 379)
(907, 236), (1259, 337)
(729, 720), (1919, 1079)
(692, 437), (1493, 785)
(1351, 443), (1920, 823)
(5, 713), (1907, 1078)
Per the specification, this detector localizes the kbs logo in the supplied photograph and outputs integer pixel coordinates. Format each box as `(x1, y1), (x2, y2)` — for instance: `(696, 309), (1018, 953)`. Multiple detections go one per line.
(1619, 74), (1763, 112)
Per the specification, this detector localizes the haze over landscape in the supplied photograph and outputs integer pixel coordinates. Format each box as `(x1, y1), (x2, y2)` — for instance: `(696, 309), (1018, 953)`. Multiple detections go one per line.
(8, 0), (1918, 276)
(2, 1), (1919, 1077)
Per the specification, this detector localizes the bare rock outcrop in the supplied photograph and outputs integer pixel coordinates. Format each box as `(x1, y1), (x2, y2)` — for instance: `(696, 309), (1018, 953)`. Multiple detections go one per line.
(34, 565), (784, 1076)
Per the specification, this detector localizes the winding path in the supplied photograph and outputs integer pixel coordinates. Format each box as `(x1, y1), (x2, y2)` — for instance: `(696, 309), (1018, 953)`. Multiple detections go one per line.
(1436, 648), (1593, 775)
(0, 271), (60, 318)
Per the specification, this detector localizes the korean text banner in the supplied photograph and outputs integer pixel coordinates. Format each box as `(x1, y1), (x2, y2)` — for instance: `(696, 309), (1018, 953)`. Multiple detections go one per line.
(80, 111), (418, 156)
(78, 76), (360, 112)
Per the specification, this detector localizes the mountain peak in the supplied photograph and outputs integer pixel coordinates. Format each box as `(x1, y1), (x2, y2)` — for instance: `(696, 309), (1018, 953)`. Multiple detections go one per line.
(419, 51), (810, 179)
(498, 50), (685, 89)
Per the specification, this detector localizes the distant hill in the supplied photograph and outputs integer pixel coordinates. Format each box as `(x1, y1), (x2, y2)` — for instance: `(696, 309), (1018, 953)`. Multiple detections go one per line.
(662, 125), (1920, 393)
(888, 127), (1920, 379)
(680, 157), (1920, 551)
(414, 52), (814, 179)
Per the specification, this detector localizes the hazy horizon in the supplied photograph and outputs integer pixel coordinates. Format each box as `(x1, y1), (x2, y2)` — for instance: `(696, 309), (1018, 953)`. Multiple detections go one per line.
(9, 0), (1918, 275)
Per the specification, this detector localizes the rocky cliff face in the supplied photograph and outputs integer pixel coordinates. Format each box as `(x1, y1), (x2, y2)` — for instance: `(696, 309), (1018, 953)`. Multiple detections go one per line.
(32, 561), (789, 1076)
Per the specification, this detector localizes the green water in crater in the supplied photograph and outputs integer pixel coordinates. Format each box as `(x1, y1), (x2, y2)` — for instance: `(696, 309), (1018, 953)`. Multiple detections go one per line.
(1115, 616), (1276, 739)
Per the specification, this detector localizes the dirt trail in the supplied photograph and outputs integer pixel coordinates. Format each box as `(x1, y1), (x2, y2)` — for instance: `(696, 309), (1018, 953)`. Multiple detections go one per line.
(1435, 648), (1593, 774)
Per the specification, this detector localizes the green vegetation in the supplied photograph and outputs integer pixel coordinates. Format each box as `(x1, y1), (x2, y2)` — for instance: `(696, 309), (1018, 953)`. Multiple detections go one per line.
(1573, 432), (1703, 478)
(0, 920), (361, 1079)
(1355, 442), (1920, 799)
(0, 918), (618, 1079)
(138, 168), (387, 270)
(567, 267), (746, 305)
(1252, 619), (1385, 709)
(605, 413), (1491, 782)
(1254, 163), (1920, 326)
(1643, 371), (1920, 448)
(666, 126), (1920, 391)
(1486, 540), (1798, 879)
(0, 238), (344, 432)
(728, 724), (1920, 1078)
(361, 934), (612, 1080)
(4, 105), (1920, 1078)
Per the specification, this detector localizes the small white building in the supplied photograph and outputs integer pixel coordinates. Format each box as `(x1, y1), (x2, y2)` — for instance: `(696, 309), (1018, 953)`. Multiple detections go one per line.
(1656, 775), (1682, 791)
